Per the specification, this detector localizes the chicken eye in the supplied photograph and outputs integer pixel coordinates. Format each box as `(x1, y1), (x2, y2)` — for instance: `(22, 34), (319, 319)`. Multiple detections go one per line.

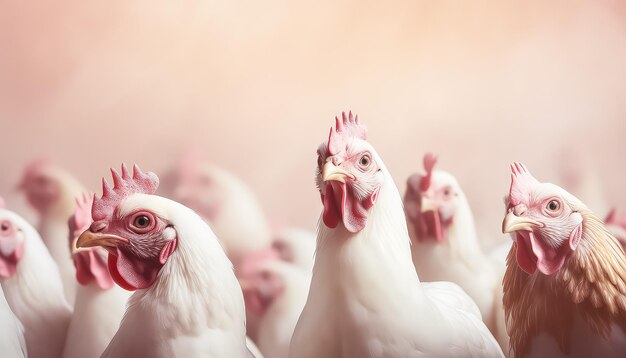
(128, 212), (157, 233)
(359, 154), (371, 168)
(0, 221), (9, 231)
(134, 215), (151, 228)
(547, 200), (560, 211)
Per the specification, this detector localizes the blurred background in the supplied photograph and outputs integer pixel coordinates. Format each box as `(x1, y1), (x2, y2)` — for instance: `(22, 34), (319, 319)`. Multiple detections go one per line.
(1, 0), (625, 243)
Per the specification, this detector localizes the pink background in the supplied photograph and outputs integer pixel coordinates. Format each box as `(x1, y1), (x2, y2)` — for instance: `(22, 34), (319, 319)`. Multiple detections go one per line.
(1, 1), (625, 242)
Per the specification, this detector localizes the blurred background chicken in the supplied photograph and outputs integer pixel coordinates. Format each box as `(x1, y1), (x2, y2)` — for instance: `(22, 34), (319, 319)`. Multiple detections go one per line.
(502, 163), (626, 357)
(162, 150), (273, 268)
(19, 159), (86, 305)
(238, 254), (310, 358)
(0, 199), (72, 358)
(404, 153), (506, 349)
(63, 193), (132, 358)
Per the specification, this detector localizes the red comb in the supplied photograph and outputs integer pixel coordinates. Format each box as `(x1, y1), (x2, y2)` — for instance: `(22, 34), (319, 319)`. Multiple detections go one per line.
(327, 111), (367, 155)
(70, 193), (93, 237)
(92, 164), (159, 221)
(508, 162), (539, 206)
(419, 153), (438, 192)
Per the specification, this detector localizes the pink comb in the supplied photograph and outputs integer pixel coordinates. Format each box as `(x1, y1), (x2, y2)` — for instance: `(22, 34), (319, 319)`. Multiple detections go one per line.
(0, 196), (5, 209)
(419, 153), (438, 192)
(327, 111), (367, 155)
(92, 164), (159, 221)
(508, 162), (539, 206)
(70, 193), (94, 238)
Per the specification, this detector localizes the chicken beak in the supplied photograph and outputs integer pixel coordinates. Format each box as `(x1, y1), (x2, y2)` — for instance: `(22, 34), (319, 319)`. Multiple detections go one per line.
(322, 162), (354, 183)
(76, 230), (128, 249)
(420, 197), (437, 213)
(502, 212), (543, 233)
(70, 237), (90, 254)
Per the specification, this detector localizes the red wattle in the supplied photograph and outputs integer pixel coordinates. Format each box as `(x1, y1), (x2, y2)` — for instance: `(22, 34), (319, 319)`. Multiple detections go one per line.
(0, 242), (24, 278)
(74, 250), (114, 289)
(322, 181), (377, 233)
(515, 232), (537, 274)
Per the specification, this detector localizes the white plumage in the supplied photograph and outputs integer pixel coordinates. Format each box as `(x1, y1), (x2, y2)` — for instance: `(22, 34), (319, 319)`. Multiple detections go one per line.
(0, 285), (27, 358)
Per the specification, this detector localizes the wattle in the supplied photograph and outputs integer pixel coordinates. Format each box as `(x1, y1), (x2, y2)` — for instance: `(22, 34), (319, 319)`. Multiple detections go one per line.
(322, 181), (376, 233)
(515, 231), (570, 275)
(107, 240), (178, 291)
(74, 250), (114, 290)
(0, 243), (24, 278)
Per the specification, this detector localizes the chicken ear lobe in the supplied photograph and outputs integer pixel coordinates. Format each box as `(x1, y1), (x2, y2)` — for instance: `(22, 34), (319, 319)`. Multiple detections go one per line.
(569, 222), (583, 250)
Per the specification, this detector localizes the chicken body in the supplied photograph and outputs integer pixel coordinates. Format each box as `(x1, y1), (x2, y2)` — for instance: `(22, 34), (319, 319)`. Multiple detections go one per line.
(0, 285), (27, 358)
(63, 282), (130, 358)
(290, 113), (503, 358)
(0, 207), (72, 358)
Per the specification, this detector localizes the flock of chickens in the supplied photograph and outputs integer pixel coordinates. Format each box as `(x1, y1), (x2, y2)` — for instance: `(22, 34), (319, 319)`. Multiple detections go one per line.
(1, 112), (626, 358)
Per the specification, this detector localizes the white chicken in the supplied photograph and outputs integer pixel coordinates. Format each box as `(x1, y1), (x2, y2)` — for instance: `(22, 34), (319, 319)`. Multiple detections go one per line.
(403, 153), (506, 348)
(19, 159), (86, 305)
(0, 199), (72, 358)
(271, 227), (316, 272)
(62, 193), (132, 358)
(290, 112), (503, 357)
(239, 254), (310, 358)
(165, 150), (273, 267)
(75, 164), (259, 357)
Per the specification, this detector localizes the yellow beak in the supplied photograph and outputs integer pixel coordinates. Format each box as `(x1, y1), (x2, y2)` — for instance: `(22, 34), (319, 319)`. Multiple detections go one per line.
(502, 212), (543, 233)
(322, 162), (354, 183)
(421, 197), (437, 213)
(76, 230), (128, 249)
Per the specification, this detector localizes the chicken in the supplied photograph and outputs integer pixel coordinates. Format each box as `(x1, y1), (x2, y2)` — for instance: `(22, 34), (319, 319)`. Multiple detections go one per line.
(0, 198), (72, 358)
(165, 151), (273, 267)
(75, 164), (258, 357)
(290, 112), (503, 357)
(604, 209), (626, 252)
(62, 193), (132, 358)
(501, 163), (626, 357)
(19, 159), (86, 305)
(403, 154), (505, 347)
(239, 254), (310, 358)
(271, 227), (316, 272)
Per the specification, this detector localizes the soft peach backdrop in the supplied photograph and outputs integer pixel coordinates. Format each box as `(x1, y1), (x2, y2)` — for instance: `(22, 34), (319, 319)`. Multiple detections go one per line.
(1, 1), (625, 242)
